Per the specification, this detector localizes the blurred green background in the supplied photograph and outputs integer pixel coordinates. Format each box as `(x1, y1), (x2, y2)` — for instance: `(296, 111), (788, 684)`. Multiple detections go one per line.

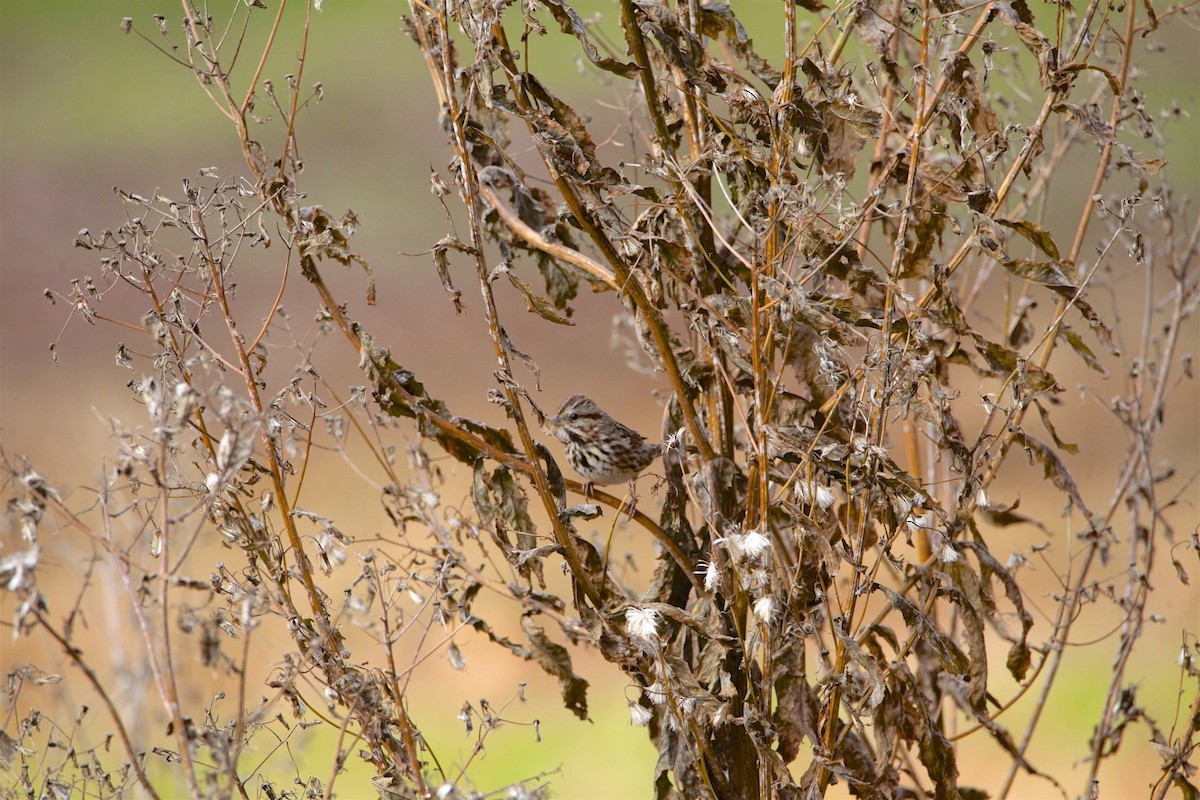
(2, 2), (1197, 798)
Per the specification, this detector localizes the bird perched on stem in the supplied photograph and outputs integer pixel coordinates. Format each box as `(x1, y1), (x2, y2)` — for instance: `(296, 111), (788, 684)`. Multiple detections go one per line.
(547, 394), (662, 505)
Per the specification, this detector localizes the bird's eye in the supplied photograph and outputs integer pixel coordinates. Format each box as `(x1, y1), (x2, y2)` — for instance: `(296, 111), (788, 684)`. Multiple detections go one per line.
(569, 412), (579, 421)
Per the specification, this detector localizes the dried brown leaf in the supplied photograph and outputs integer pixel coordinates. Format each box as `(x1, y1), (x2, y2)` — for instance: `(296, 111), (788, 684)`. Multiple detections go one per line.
(970, 333), (1063, 396)
(539, 0), (640, 77)
(1011, 431), (1093, 519)
(873, 583), (970, 674)
(431, 235), (470, 314)
(995, 217), (1062, 261)
(522, 616), (589, 720)
(507, 272), (575, 325)
(1057, 324), (1109, 376)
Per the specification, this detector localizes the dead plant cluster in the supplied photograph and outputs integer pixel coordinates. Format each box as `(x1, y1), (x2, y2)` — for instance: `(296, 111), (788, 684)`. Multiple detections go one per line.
(3, 1), (1198, 799)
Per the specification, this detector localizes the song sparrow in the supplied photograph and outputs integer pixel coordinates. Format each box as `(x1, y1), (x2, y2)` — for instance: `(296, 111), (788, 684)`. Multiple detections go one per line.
(548, 394), (662, 499)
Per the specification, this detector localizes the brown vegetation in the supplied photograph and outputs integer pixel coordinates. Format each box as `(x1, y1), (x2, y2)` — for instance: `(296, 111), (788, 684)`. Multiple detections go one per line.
(3, 1), (1198, 798)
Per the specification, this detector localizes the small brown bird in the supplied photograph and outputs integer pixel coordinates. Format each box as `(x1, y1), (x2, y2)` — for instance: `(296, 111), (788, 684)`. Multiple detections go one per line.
(548, 394), (662, 500)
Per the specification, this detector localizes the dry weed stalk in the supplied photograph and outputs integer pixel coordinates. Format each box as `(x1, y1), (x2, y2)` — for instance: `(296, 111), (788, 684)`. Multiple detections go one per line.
(3, 1), (1198, 799)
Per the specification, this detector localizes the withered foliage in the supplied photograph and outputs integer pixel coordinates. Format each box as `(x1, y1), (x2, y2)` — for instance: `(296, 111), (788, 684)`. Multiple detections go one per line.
(3, 2), (1198, 800)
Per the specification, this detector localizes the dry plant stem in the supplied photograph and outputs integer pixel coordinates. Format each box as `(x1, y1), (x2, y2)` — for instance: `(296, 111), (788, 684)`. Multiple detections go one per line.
(1153, 682), (1200, 800)
(190, 210), (326, 626)
(679, 0), (712, 221)
(618, 0), (672, 152)
(186, 187), (428, 778)
(753, 0), (799, 531)
(428, 6), (604, 609)
(626, 0), (716, 276)
(902, 421), (932, 563)
(823, 0), (1107, 424)
(1093, 220), (1199, 529)
(277, 3), (313, 180)
(171, 5), (542, 781)
(1069, 21), (1160, 780)
(991, 2), (1143, 790)
(1137, 0), (1200, 26)
(85, 477), (201, 793)
(959, 122), (1086, 313)
(304, 262), (686, 573)
(850, 0), (994, 266)
(36, 492), (177, 797)
(827, 3), (861, 65)
(153, 449), (200, 793)
(1000, 220), (1198, 796)
(31, 606), (163, 800)
(478, 184), (618, 288)
(402, 3), (699, 588)
(817, 0), (933, 788)
(487, 23), (715, 465)
(229, 608), (255, 798)
(985, 0), (1104, 223)
(912, 4), (994, 136)
(247, 243), (292, 354)
(1086, 492), (1154, 774)
(745, 6), (800, 790)
(853, 0), (906, 265)
(796, 0), (851, 62)
(373, 560), (431, 790)
(180, 1), (265, 177)
(322, 711), (360, 800)
(942, 245), (1191, 757)
(318, 381), (403, 486)
(239, 0), (287, 114)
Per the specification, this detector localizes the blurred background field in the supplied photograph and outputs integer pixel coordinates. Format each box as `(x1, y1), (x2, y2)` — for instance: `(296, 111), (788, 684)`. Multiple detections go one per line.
(2, 2), (1198, 798)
